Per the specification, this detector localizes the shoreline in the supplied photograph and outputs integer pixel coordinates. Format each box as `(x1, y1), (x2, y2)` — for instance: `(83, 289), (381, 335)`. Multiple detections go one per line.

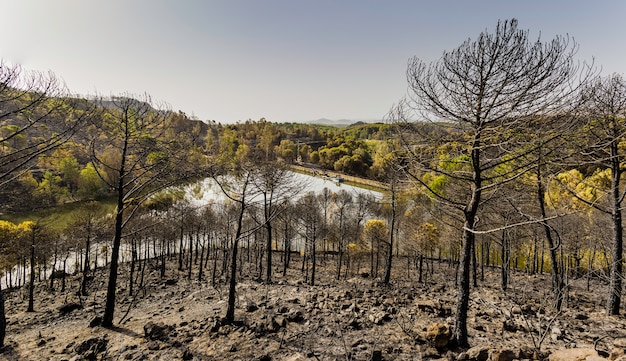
(289, 164), (390, 192)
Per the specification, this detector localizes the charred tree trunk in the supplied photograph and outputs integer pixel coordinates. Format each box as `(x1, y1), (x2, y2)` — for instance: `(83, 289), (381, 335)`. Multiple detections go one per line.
(27, 233), (35, 312)
(537, 162), (564, 311)
(500, 232), (509, 292)
(225, 199), (246, 324)
(81, 231), (91, 296)
(383, 186), (396, 284)
(178, 214), (184, 272)
(310, 229), (317, 286)
(0, 284), (5, 349)
(129, 238), (137, 296)
(607, 139), (623, 315)
(454, 143), (481, 349)
(102, 174), (126, 328)
(471, 235), (478, 287)
(265, 193), (273, 283)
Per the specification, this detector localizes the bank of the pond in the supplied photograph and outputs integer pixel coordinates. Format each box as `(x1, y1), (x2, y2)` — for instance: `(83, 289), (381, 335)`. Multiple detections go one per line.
(289, 164), (390, 193)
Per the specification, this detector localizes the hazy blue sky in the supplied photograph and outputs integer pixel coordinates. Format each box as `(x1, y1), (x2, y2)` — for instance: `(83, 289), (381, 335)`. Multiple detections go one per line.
(1, 1), (624, 123)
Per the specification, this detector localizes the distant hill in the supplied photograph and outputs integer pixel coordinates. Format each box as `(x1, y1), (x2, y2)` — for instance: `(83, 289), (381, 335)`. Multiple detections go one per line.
(306, 118), (380, 127)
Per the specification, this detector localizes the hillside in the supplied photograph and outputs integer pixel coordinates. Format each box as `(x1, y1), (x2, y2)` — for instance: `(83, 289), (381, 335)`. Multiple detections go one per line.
(1, 256), (625, 361)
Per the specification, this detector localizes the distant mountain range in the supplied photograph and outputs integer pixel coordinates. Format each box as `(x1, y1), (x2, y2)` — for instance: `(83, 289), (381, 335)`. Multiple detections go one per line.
(305, 118), (381, 127)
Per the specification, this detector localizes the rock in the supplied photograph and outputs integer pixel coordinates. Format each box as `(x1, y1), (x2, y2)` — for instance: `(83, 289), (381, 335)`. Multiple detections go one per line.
(465, 345), (489, 361)
(246, 302), (259, 312)
(267, 316), (286, 333)
(611, 348), (626, 360)
(425, 322), (451, 349)
(368, 310), (388, 325)
(521, 304), (536, 315)
(511, 306), (522, 315)
(143, 321), (174, 341)
(181, 347), (193, 360)
(371, 350), (382, 361)
(351, 338), (364, 348)
(550, 327), (562, 342)
(474, 324), (486, 332)
(491, 349), (517, 361)
(417, 300), (440, 314)
(615, 338), (626, 349)
(88, 316), (102, 328)
(58, 303), (82, 315)
(518, 346), (537, 360)
(548, 348), (602, 361)
(574, 312), (589, 320)
(502, 319), (518, 333)
(348, 318), (362, 330)
(286, 309), (304, 323)
(208, 318), (221, 332)
(584, 357), (609, 361)
(74, 336), (108, 360)
(273, 316), (286, 328)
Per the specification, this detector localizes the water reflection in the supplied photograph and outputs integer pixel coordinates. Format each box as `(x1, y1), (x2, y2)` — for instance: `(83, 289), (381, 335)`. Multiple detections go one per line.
(184, 171), (383, 207)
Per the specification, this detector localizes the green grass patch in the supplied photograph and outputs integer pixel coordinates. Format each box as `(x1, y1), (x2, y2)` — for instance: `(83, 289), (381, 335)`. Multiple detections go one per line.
(0, 197), (117, 232)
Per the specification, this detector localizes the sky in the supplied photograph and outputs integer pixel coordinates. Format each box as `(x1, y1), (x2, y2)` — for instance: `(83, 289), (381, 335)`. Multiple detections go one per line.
(0, 1), (624, 123)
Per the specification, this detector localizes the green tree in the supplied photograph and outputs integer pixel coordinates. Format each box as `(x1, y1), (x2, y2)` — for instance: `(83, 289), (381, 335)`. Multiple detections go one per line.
(34, 170), (65, 205)
(77, 162), (108, 199)
(55, 154), (81, 192)
(0, 60), (90, 188)
(363, 219), (388, 278)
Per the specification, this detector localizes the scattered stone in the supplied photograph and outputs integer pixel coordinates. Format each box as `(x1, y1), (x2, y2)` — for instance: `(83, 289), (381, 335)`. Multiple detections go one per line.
(143, 321), (174, 341)
(615, 338), (626, 349)
(502, 319), (518, 333)
(348, 318), (362, 330)
(58, 303), (83, 315)
(574, 312), (589, 320)
(351, 338), (364, 348)
(272, 316), (286, 329)
(287, 309), (304, 323)
(74, 336), (108, 360)
(368, 310), (388, 325)
(371, 349), (382, 361)
(425, 322), (451, 349)
(521, 304), (536, 315)
(181, 347), (193, 360)
(465, 345), (489, 361)
(88, 316), (102, 328)
(246, 302), (259, 312)
(550, 327), (563, 342)
(548, 348), (601, 361)
(491, 348), (517, 361)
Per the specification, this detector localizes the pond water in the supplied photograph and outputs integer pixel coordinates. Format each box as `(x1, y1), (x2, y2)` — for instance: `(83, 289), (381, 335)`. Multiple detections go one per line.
(184, 171), (383, 207)
(1, 171), (384, 289)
